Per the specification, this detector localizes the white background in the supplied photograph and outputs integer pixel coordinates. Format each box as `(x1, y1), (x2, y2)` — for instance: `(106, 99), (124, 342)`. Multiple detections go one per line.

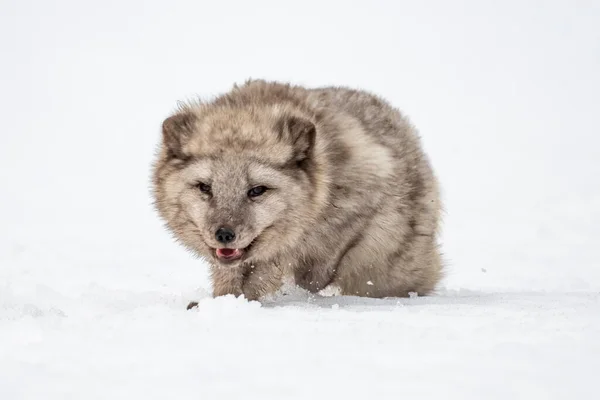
(1, 1), (599, 398)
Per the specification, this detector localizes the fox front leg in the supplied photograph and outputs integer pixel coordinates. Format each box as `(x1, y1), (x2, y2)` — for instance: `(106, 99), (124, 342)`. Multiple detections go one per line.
(242, 263), (284, 301)
(186, 264), (244, 310)
(210, 264), (244, 297)
(294, 258), (336, 293)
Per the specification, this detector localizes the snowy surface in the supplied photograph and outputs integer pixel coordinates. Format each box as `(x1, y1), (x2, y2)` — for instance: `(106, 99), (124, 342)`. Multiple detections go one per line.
(2, 285), (599, 399)
(1, 0), (599, 398)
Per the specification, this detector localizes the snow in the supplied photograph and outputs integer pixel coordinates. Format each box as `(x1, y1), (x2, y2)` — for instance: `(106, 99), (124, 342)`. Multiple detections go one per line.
(1, 0), (599, 398)
(2, 285), (599, 399)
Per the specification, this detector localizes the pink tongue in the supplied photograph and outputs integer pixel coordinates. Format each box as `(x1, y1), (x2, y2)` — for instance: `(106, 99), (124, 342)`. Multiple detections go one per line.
(216, 248), (240, 258)
(219, 249), (235, 257)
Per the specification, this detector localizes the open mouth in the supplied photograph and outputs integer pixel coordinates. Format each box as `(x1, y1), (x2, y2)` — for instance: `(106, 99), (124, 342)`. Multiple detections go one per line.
(214, 244), (252, 263)
(215, 248), (244, 261)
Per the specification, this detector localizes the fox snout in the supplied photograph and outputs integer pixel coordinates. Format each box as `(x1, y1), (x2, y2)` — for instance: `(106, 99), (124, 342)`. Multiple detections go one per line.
(211, 226), (250, 263)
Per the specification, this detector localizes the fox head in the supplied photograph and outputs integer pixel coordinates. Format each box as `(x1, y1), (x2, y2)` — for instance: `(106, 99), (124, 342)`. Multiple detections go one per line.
(152, 102), (327, 266)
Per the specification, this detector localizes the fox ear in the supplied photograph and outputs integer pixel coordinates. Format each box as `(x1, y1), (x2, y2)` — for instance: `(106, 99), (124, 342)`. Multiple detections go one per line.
(279, 116), (316, 164)
(162, 112), (196, 159)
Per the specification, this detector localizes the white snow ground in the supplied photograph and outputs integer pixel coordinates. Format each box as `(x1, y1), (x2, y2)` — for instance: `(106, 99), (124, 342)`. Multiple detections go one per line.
(1, 1), (599, 399)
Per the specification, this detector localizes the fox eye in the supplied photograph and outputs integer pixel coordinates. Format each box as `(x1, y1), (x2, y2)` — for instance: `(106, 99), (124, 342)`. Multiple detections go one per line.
(248, 186), (268, 198)
(197, 182), (212, 194)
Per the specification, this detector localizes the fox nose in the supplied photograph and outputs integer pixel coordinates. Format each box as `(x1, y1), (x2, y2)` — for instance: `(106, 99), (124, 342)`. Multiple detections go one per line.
(215, 227), (236, 244)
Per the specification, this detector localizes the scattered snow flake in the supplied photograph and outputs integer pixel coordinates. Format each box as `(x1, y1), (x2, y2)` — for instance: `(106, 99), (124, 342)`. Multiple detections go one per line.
(318, 285), (342, 297)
